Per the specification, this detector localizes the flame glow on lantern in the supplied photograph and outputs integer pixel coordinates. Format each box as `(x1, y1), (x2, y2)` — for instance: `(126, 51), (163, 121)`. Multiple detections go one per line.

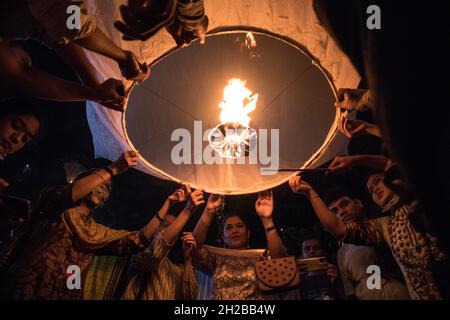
(245, 32), (257, 49)
(219, 78), (258, 127)
(208, 78), (258, 159)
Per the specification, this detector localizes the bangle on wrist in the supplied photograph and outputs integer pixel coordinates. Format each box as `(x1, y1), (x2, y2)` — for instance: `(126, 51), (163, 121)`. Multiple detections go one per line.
(93, 171), (107, 184)
(156, 213), (167, 223)
(308, 190), (319, 199)
(104, 166), (115, 177)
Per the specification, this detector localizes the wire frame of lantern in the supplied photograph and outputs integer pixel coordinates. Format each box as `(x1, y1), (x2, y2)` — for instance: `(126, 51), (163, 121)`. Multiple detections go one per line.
(208, 123), (257, 159)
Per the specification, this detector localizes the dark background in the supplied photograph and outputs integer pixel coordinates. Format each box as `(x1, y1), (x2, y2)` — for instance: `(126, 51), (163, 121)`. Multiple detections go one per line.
(0, 40), (382, 261)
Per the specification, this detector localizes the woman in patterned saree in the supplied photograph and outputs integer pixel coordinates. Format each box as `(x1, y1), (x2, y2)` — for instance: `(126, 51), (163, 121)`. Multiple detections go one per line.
(2, 150), (161, 299)
(192, 191), (295, 300)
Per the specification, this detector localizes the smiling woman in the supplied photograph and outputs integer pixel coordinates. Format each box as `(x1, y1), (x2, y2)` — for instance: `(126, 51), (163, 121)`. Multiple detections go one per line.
(191, 191), (300, 300)
(0, 100), (42, 160)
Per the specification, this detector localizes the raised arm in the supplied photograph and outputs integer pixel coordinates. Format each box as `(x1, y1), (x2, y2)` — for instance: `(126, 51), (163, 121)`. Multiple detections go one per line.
(70, 151), (138, 203)
(255, 190), (285, 258)
(159, 187), (204, 245)
(192, 193), (223, 247)
(327, 155), (390, 174)
(0, 43), (125, 111)
(53, 42), (101, 87)
(180, 232), (198, 299)
(74, 28), (149, 82)
(39, 150), (139, 216)
(288, 176), (347, 238)
(138, 187), (187, 241)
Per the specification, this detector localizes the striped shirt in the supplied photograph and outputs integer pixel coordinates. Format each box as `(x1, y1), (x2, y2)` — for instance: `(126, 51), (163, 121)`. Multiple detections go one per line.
(122, 231), (197, 300)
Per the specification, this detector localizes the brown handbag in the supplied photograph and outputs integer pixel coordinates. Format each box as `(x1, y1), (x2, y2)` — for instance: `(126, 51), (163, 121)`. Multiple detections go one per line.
(254, 256), (300, 294)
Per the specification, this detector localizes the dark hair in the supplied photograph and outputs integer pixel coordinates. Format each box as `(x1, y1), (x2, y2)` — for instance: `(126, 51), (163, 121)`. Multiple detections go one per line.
(0, 98), (44, 123)
(0, 98), (45, 143)
(219, 213), (252, 248)
(302, 235), (324, 247)
(364, 168), (385, 184)
(221, 213), (250, 231)
(323, 186), (360, 207)
(299, 228), (325, 254)
(298, 224), (339, 260)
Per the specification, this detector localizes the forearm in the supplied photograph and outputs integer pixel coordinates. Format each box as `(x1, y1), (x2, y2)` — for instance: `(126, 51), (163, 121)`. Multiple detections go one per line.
(98, 229), (149, 255)
(160, 209), (192, 245)
(307, 190), (347, 238)
(0, 42), (95, 102)
(53, 42), (100, 87)
(261, 217), (285, 258)
(9, 67), (98, 102)
(193, 208), (215, 246)
(365, 124), (382, 138)
(74, 28), (127, 63)
(141, 200), (172, 240)
(71, 168), (113, 202)
(351, 155), (389, 170)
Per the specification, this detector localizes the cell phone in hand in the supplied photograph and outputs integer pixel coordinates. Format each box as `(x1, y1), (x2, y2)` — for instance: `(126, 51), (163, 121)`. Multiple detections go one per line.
(297, 256), (327, 272)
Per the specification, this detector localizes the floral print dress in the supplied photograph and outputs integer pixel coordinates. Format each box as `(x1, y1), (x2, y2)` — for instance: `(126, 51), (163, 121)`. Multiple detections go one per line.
(4, 185), (149, 300)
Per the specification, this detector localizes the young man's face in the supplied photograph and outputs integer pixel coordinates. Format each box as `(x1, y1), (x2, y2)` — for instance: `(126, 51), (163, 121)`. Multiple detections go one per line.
(328, 196), (364, 223)
(302, 238), (324, 258)
(367, 173), (395, 208)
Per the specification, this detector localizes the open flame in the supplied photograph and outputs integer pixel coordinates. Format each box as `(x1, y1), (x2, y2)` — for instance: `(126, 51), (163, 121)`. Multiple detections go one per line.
(219, 78), (258, 127)
(208, 78), (258, 159)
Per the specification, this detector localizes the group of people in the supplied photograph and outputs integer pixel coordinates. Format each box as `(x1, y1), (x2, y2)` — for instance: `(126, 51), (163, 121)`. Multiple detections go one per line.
(0, 0), (449, 300)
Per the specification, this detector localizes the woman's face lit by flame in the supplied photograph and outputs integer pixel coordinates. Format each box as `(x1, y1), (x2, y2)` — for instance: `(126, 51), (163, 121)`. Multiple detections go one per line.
(222, 215), (250, 249)
(85, 183), (112, 208)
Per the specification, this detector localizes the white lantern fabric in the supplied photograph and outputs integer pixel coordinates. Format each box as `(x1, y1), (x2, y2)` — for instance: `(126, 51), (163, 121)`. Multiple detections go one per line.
(84, 0), (360, 194)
